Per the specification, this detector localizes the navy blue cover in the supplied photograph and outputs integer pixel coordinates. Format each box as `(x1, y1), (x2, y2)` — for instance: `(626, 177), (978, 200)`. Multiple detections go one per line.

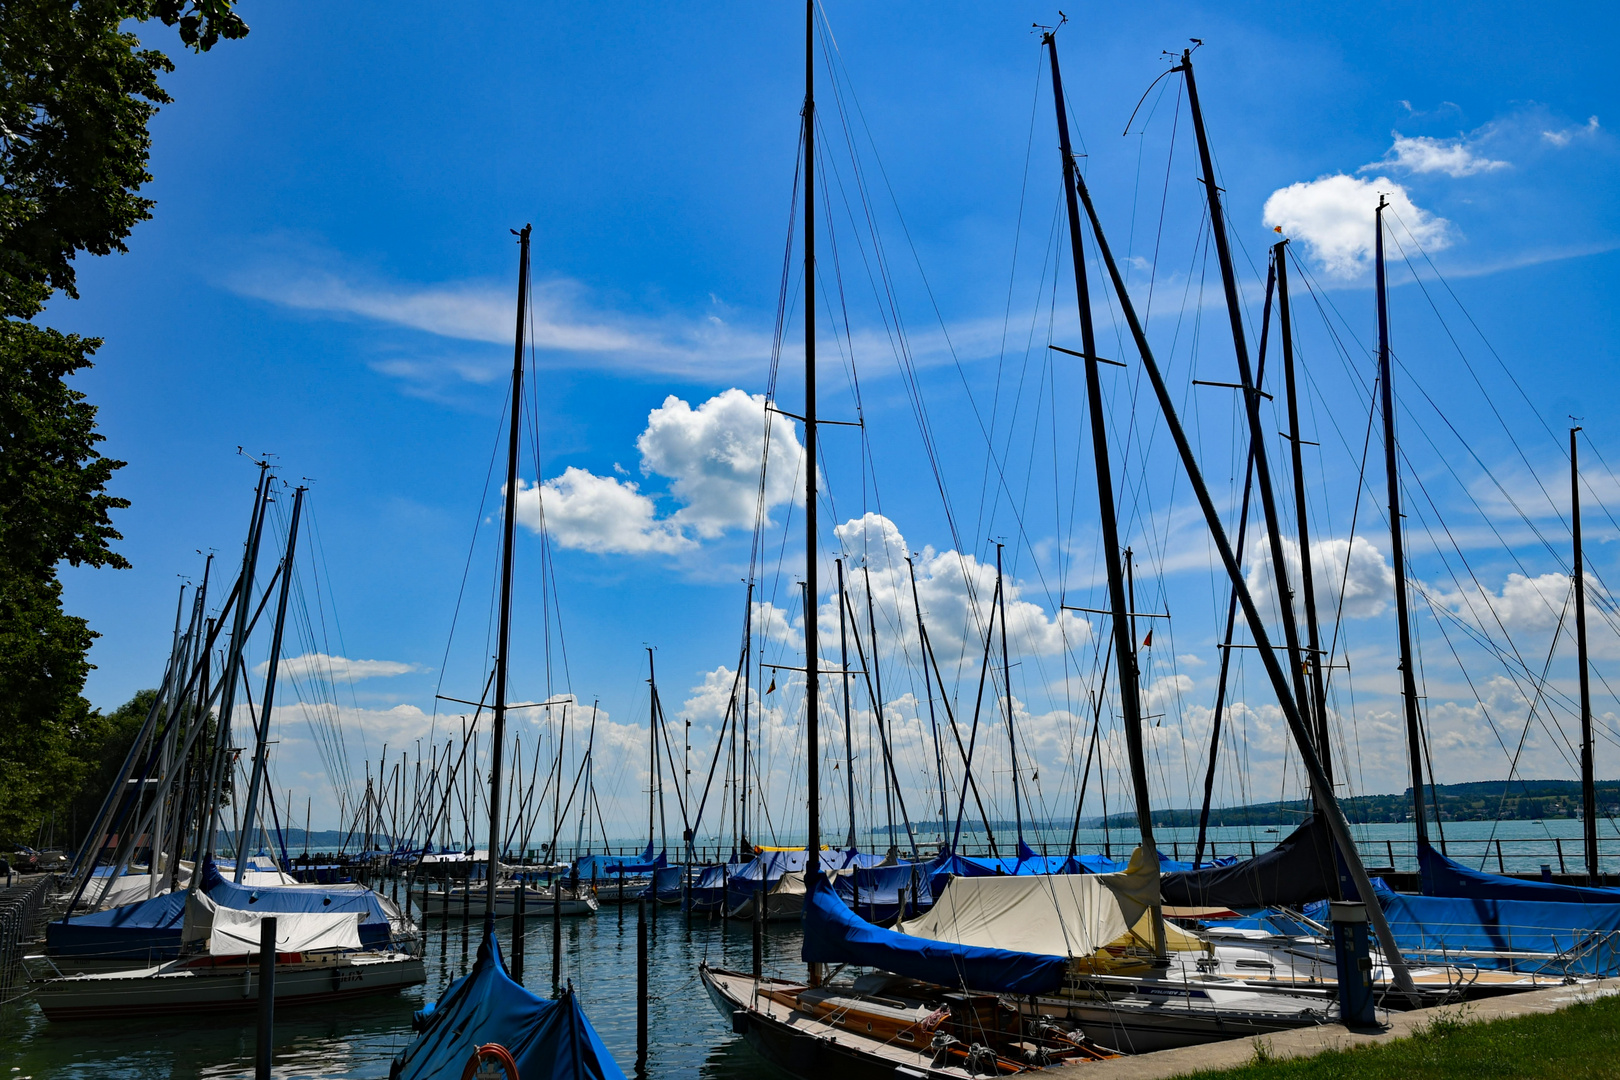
(1419, 842), (1620, 904)
(835, 862), (935, 922)
(46, 891), (187, 959)
(800, 877), (1067, 994)
(1160, 815), (1340, 910)
(392, 932), (625, 1080)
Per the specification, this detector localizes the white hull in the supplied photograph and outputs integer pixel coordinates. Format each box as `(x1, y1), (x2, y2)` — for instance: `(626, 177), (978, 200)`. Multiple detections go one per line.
(34, 951), (424, 1021)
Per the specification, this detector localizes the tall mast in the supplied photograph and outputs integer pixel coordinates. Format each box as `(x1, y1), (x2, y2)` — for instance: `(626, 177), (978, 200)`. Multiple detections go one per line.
(235, 484), (306, 882)
(742, 583), (753, 852)
(1179, 50), (1315, 752)
(802, 0), (822, 987)
(1572, 427), (1598, 882)
(907, 557), (949, 844)
(1374, 197), (1429, 846)
(487, 223), (531, 930)
(838, 560), (857, 849)
(202, 463), (272, 870)
(995, 544), (1023, 850)
(1277, 244), (1334, 779)
(1060, 84), (1417, 993)
(646, 647), (657, 855)
(1042, 29), (1164, 958)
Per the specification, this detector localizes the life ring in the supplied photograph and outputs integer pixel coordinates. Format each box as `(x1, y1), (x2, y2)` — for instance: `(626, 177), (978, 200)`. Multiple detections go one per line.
(460, 1042), (520, 1080)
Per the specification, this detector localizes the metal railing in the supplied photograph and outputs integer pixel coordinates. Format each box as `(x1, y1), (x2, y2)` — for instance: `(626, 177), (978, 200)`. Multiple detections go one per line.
(0, 874), (56, 1027)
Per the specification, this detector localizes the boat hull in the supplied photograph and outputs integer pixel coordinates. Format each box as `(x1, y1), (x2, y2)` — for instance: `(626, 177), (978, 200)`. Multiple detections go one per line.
(35, 952), (425, 1022)
(413, 886), (598, 918)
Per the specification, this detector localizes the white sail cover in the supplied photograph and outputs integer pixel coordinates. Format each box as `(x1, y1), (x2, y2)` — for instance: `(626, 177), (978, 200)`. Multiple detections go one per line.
(184, 890), (364, 956)
(896, 847), (1162, 957)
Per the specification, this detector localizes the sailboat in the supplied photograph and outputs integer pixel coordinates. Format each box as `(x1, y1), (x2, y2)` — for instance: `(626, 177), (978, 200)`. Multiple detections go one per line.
(390, 226), (624, 1080)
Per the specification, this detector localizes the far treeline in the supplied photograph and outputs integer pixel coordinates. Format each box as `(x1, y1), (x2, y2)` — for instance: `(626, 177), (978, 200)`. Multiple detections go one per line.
(1096, 780), (1620, 829)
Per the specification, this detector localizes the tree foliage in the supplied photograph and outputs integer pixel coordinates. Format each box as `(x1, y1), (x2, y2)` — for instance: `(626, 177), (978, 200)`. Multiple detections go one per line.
(0, 0), (245, 846)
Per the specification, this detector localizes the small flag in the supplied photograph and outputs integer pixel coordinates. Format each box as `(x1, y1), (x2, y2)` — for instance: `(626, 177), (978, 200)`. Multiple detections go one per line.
(766, 677), (777, 695)
(1273, 225), (1283, 233)
(1141, 630), (1153, 649)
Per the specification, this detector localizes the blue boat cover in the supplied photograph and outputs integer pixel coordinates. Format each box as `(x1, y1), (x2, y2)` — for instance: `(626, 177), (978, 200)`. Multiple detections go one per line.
(1369, 886), (1620, 976)
(201, 863), (396, 948)
(46, 890), (187, 959)
(574, 851), (667, 880)
(392, 931), (625, 1080)
(1419, 842), (1620, 904)
(800, 876), (1067, 995)
(835, 862), (935, 922)
(689, 861), (752, 912)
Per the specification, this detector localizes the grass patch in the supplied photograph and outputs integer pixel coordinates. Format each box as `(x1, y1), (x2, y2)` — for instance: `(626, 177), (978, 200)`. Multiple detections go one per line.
(1183, 994), (1620, 1079)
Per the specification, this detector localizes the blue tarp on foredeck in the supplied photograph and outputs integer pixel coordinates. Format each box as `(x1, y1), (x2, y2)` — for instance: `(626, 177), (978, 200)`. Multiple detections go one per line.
(1419, 842), (1620, 905)
(45, 890), (187, 959)
(835, 861), (935, 922)
(392, 931), (625, 1080)
(1371, 886), (1620, 976)
(801, 876), (1067, 994)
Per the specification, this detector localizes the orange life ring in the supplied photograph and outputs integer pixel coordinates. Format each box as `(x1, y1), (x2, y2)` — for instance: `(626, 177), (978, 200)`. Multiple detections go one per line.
(460, 1042), (520, 1080)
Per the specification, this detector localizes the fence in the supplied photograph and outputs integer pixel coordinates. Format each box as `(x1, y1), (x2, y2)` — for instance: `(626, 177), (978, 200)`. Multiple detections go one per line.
(0, 874), (55, 1027)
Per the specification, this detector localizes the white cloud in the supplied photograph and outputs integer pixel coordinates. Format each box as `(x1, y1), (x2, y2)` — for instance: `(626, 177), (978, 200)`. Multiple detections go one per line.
(1364, 132), (1509, 177)
(752, 600), (804, 651)
(256, 653), (422, 681)
(1543, 116), (1600, 147)
(231, 257), (772, 380)
(1245, 534), (1396, 622)
(636, 389), (804, 539)
(1263, 174), (1452, 278)
(513, 470), (691, 555)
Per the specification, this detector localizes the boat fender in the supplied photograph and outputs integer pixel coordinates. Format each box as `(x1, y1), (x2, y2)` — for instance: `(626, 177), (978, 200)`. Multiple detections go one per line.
(730, 1009), (749, 1035)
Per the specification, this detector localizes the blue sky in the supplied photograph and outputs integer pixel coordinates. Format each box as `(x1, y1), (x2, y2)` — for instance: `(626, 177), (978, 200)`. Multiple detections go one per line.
(50, 2), (1620, 842)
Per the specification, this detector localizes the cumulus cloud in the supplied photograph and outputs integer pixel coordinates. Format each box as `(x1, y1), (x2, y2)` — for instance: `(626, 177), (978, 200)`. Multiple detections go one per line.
(825, 512), (1090, 665)
(636, 389), (804, 539)
(513, 470), (690, 555)
(256, 653), (422, 681)
(1263, 175), (1451, 277)
(752, 600), (804, 650)
(511, 389), (804, 556)
(1246, 535), (1396, 622)
(1364, 132), (1509, 177)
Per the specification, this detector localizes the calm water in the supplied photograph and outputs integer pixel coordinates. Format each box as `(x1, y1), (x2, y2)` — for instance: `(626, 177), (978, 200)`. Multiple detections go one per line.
(0, 898), (798, 1080)
(4, 817), (1617, 1077)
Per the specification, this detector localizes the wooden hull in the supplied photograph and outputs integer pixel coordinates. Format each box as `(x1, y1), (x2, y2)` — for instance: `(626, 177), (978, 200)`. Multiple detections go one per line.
(701, 965), (1112, 1078)
(35, 952), (425, 1022)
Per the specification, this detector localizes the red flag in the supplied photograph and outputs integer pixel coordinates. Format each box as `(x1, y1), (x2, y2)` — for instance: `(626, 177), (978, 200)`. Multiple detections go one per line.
(1141, 630), (1153, 649)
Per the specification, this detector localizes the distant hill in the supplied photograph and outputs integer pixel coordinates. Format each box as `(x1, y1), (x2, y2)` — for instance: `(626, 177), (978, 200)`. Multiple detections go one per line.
(1094, 779), (1620, 829)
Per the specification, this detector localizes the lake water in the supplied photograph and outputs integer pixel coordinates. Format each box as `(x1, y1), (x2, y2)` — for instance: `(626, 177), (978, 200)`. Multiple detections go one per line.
(3, 816), (1616, 1078)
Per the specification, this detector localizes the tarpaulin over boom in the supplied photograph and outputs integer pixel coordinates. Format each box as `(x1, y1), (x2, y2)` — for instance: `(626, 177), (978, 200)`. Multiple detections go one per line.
(392, 931), (625, 1080)
(1419, 842), (1620, 904)
(801, 876), (1068, 995)
(1159, 815), (1339, 909)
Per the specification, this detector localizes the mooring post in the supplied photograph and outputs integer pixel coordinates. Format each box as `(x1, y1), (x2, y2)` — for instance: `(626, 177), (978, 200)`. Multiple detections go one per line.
(256, 916), (277, 1080)
(512, 878), (525, 983)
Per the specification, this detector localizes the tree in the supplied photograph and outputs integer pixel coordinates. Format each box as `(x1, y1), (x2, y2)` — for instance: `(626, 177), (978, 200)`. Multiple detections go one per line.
(0, 0), (246, 846)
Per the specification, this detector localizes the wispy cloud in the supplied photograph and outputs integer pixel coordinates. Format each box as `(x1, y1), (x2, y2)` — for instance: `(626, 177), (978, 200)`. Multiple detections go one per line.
(229, 255), (774, 381)
(1364, 131), (1509, 177)
(255, 652), (423, 682)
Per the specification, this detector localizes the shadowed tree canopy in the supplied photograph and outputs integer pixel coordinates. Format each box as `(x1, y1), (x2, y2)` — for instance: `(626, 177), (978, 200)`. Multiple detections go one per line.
(0, 0), (245, 846)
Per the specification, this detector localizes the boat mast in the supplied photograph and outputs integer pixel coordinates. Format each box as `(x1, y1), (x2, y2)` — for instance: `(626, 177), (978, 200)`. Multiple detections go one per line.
(1179, 49), (1316, 756)
(235, 484), (306, 882)
(995, 544), (1023, 851)
(907, 557), (950, 846)
(646, 647), (657, 856)
(1041, 28), (1164, 958)
(1276, 244), (1334, 780)
(838, 560), (857, 849)
(802, 0), (822, 987)
(1572, 426), (1598, 882)
(487, 223), (531, 931)
(1374, 197), (1430, 846)
(1059, 85), (1418, 996)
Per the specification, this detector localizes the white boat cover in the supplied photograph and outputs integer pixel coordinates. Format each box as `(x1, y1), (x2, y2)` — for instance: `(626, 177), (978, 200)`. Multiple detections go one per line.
(896, 847), (1194, 958)
(184, 891), (364, 956)
(96, 875), (170, 910)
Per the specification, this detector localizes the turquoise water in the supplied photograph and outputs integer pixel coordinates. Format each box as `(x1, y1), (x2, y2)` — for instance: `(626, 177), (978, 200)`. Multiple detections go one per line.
(3, 817), (1615, 1078)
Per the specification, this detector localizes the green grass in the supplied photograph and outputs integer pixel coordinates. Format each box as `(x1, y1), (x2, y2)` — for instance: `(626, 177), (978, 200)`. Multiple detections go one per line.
(1182, 994), (1620, 1079)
